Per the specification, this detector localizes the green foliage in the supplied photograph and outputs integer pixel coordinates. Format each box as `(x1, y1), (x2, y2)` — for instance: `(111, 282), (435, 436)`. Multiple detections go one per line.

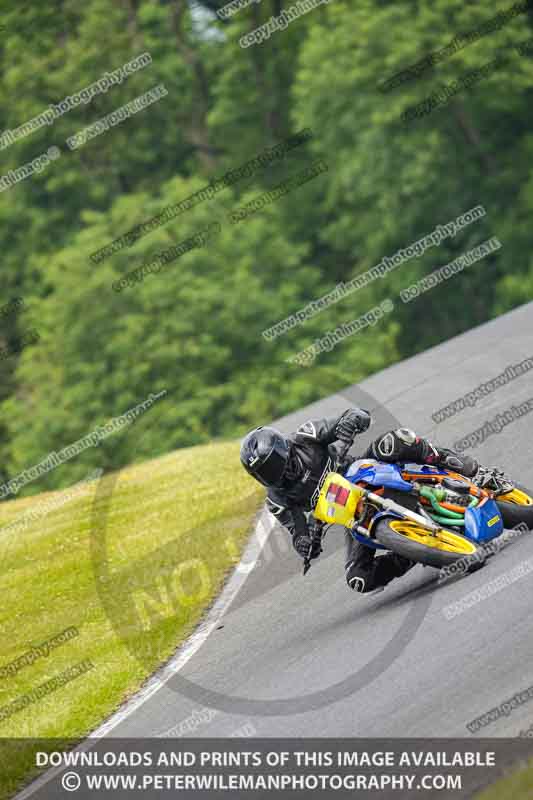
(0, 0), (531, 494)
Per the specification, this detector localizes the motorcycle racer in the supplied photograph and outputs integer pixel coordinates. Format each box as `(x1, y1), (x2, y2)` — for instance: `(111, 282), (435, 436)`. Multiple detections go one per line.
(240, 410), (479, 593)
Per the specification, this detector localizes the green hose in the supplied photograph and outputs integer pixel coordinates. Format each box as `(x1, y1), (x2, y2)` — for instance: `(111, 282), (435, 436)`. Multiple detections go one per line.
(431, 502), (464, 519)
(429, 513), (466, 527)
(419, 485), (479, 528)
(421, 487), (464, 519)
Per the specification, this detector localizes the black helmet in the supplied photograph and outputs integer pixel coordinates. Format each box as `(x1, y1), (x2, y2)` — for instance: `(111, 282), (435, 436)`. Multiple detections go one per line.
(240, 426), (292, 488)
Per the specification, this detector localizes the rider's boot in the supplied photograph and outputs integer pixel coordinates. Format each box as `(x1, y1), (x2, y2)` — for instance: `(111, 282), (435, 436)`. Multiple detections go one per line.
(424, 444), (479, 478)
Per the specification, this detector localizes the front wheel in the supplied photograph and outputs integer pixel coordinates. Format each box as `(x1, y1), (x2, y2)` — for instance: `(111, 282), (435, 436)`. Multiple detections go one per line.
(373, 517), (485, 569)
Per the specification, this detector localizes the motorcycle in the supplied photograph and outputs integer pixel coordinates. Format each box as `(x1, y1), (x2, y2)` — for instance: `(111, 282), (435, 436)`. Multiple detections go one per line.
(303, 441), (533, 575)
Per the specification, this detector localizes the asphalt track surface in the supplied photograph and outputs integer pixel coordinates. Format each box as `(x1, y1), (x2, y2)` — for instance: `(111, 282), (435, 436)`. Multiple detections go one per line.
(16, 302), (533, 800)
(70, 298), (530, 746)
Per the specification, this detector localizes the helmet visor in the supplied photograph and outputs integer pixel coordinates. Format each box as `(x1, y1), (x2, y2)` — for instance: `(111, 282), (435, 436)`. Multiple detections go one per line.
(255, 439), (289, 487)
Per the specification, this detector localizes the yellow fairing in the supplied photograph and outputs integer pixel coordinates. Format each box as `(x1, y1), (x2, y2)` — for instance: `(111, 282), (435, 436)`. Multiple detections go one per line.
(313, 472), (365, 527)
(388, 520), (477, 555)
(497, 487), (533, 506)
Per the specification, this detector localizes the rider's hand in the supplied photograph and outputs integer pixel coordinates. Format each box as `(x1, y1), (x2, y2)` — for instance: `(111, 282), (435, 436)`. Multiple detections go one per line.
(293, 534), (311, 558)
(293, 534), (322, 559)
(336, 408), (372, 443)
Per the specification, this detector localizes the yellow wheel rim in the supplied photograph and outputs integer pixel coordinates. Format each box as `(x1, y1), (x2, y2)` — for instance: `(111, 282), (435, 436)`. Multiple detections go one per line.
(388, 520), (478, 555)
(497, 488), (533, 506)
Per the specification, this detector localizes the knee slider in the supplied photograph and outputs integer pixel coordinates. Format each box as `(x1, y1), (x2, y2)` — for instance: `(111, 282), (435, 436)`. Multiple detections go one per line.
(347, 574), (367, 593)
(374, 431), (397, 459)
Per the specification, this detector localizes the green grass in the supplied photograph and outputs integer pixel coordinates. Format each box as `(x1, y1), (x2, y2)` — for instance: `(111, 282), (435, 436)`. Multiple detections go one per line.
(0, 440), (264, 799)
(475, 757), (533, 799)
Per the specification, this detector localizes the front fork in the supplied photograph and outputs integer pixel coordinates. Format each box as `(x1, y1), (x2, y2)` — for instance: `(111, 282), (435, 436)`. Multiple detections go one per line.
(350, 489), (447, 551)
(304, 491), (444, 574)
(364, 490), (442, 534)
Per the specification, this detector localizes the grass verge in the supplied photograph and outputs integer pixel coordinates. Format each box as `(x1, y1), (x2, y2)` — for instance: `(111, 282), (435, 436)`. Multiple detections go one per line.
(475, 758), (533, 799)
(0, 439), (264, 799)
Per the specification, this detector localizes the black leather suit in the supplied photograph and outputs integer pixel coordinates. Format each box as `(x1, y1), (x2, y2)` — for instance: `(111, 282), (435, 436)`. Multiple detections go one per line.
(265, 413), (474, 593)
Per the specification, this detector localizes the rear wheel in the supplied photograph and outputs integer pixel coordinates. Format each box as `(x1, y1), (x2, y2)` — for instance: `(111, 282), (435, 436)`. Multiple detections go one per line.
(374, 517), (485, 569)
(495, 483), (533, 529)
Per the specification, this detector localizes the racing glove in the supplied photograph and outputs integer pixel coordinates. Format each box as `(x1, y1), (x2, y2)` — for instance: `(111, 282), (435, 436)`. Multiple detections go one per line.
(336, 408), (372, 443)
(293, 533), (322, 560)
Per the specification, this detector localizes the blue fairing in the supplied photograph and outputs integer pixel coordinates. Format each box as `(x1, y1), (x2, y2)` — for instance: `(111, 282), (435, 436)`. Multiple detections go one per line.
(344, 458), (505, 549)
(345, 459), (414, 492)
(464, 499), (504, 542)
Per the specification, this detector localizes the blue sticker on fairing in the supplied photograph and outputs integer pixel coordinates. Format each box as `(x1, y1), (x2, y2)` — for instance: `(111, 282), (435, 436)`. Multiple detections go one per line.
(345, 459), (413, 492)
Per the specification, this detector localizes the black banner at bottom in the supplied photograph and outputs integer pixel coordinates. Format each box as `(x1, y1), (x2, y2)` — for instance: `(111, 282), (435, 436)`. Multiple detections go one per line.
(8, 738), (533, 799)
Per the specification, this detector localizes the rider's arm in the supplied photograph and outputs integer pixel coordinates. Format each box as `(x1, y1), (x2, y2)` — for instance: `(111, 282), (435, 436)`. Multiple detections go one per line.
(266, 496), (308, 538)
(266, 498), (316, 558)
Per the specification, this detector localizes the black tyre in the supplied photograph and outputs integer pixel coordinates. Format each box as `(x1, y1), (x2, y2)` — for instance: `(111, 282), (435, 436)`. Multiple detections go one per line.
(373, 517), (486, 569)
(495, 483), (533, 530)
